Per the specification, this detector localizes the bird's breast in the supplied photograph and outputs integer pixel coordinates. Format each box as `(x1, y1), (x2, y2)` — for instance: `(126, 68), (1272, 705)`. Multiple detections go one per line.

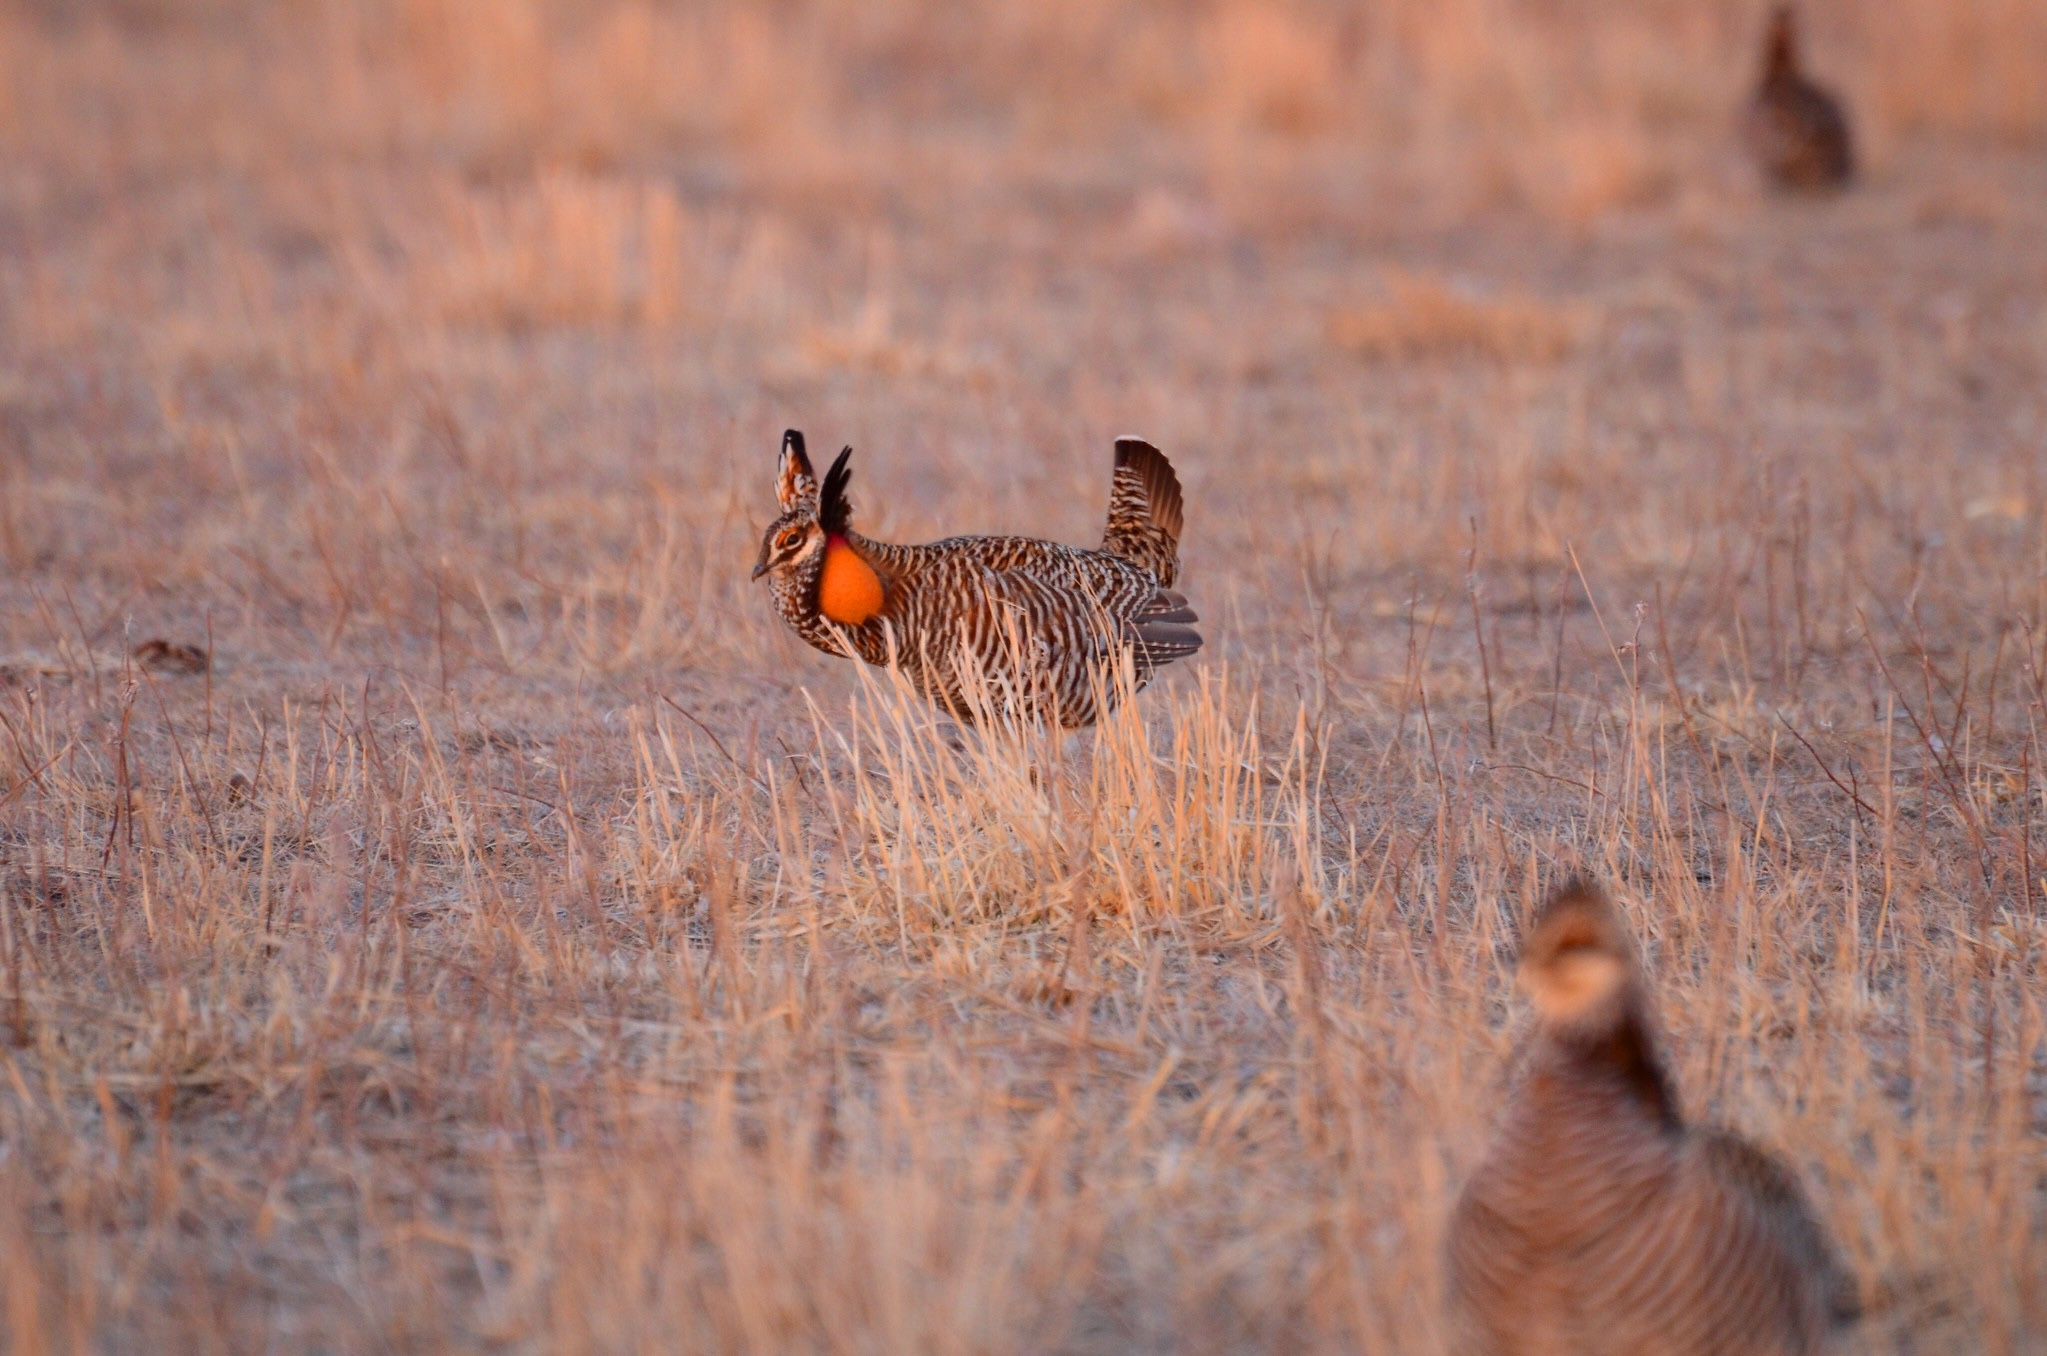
(819, 536), (886, 625)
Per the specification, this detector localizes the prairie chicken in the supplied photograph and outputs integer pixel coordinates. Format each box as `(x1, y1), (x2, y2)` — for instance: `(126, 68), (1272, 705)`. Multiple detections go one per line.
(1445, 880), (1858, 1356)
(1745, 7), (1854, 192)
(751, 430), (1200, 729)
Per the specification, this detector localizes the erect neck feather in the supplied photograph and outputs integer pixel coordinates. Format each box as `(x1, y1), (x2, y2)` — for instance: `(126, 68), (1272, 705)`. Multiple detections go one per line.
(1764, 21), (1797, 83)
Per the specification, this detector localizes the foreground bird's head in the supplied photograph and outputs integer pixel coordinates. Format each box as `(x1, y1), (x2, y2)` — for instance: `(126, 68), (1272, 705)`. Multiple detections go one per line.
(752, 431), (886, 624)
(752, 430), (831, 582)
(753, 507), (824, 581)
(1518, 879), (1639, 1033)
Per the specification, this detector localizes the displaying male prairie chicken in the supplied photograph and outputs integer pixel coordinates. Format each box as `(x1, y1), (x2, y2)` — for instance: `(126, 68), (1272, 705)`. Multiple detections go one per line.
(1445, 880), (1858, 1356)
(1745, 7), (1855, 191)
(751, 430), (1200, 729)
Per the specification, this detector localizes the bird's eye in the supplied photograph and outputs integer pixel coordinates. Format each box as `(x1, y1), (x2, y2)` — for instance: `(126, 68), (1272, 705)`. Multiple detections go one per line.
(779, 530), (800, 549)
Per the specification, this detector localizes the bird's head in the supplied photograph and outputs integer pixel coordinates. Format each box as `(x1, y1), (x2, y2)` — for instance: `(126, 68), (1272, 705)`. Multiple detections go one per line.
(1518, 878), (1638, 1031)
(752, 434), (876, 627)
(753, 507), (824, 582)
(753, 429), (827, 582)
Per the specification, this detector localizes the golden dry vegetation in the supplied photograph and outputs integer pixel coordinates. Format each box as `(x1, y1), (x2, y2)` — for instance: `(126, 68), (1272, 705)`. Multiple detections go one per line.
(1, 0), (2045, 1350)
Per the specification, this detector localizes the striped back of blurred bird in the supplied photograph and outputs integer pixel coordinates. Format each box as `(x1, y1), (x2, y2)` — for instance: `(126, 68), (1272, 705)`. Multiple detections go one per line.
(1445, 880), (1857, 1356)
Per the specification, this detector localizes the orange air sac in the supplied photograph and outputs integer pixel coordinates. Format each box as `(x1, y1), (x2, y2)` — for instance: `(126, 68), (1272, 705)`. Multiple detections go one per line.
(819, 536), (885, 625)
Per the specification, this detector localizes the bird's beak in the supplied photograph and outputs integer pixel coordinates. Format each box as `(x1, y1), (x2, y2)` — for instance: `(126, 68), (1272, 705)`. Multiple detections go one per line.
(750, 560), (771, 581)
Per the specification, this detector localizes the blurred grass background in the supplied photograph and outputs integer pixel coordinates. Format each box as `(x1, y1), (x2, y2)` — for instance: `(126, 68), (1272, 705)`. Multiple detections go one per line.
(1, 1), (2045, 1352)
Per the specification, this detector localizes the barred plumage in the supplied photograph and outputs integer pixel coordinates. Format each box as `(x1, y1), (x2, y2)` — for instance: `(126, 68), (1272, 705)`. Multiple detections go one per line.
(1745, 7), (1854, 192)
(751, 431), (1200, 729)
(1446, 880), (1857, 1356)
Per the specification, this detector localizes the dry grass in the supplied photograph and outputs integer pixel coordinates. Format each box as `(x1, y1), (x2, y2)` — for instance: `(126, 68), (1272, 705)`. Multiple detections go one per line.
(1326, 272), (1592, 364)
(2, 0), (2046, 1351)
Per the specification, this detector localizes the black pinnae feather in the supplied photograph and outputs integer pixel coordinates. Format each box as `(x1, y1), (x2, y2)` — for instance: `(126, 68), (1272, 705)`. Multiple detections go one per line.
(820, 446), (855, 534)
(783, 429), (806, 457)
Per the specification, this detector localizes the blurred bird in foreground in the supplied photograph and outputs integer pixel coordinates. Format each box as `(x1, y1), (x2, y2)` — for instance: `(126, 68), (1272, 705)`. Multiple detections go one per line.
(752, 430), (1200, 729)
(1746, 6), (1855, 191)
(1446, 879), (1859, 1356)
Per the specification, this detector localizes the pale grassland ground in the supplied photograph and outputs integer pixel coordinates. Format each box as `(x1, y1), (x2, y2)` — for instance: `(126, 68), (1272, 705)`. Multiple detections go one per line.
(1, 1), (2045, 1351)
